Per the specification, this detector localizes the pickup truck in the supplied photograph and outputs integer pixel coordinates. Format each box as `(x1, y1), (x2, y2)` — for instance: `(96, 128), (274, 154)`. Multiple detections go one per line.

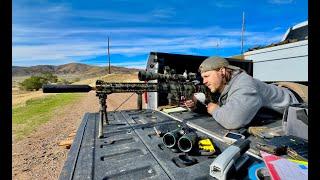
(57, 52), (307, 180)
(58, 21), (308, 180)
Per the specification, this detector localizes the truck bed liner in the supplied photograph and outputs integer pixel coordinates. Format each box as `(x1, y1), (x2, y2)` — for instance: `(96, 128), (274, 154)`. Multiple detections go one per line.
(59, 109), (284, 180)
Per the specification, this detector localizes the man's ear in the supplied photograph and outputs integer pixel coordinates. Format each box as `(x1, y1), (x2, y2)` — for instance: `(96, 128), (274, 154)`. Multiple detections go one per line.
(220, 67), (226, 77)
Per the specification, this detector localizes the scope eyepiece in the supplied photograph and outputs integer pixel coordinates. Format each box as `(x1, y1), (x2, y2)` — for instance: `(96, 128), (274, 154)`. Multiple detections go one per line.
(162, 128), (198, 153)
(162, 128), (184, 148)
(177, 132), (198, 153)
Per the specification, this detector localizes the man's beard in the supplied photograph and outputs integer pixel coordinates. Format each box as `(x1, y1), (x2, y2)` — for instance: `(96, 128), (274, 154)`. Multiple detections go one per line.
(210, 87), (217, 93)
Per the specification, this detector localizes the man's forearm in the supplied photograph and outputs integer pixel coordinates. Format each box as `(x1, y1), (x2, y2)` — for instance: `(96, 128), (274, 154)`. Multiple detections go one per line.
(207, 102), (219, 114)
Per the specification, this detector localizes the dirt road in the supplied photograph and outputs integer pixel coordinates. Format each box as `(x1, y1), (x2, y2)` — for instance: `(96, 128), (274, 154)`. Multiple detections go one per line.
(12, 91), (140, 180)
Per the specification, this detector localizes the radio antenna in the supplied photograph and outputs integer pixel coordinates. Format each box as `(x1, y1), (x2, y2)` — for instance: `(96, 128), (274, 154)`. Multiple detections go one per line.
(108, 36), (111, 74)
(241, 12), (245, 54)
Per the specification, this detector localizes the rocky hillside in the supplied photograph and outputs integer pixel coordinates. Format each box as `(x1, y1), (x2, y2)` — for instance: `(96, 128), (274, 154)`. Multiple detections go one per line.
(12, 63), (140, 77)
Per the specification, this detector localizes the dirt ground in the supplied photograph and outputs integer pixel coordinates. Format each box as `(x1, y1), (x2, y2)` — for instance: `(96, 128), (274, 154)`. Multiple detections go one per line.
(12, 91), (141, 180)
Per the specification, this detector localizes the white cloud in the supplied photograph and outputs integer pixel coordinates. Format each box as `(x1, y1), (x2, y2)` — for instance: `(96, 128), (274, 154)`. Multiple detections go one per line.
(13, 1), (177, 26)
(271, 27), (283, 31)
(13, 23), (283, 66)
(109, 61), (146, 69)
(13, 25), (250, 39)
(268, 0), (294, 4)
(215, 1), (238, 8)
(151, 8), (176, 18)
(12, 1), (284, 67)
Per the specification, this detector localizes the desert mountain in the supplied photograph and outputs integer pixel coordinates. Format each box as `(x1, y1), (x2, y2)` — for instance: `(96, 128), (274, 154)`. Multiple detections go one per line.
(12, 63), (141, 77)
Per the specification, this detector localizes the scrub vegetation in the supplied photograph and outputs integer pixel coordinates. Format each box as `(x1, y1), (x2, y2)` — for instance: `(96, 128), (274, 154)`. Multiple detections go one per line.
(12, 93), (84, 141)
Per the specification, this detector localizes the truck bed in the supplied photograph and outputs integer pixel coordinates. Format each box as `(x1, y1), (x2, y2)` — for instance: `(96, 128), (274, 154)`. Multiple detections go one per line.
(59, 109), (295, 180)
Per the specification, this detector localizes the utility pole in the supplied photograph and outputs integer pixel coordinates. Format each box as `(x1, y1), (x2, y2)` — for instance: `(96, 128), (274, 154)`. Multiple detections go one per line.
(108, 36), (111, 74)
(241, 12), (245, 54)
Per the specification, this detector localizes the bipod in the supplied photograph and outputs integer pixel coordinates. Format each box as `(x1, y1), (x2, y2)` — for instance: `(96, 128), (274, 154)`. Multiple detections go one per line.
(97, 92), (108, 138)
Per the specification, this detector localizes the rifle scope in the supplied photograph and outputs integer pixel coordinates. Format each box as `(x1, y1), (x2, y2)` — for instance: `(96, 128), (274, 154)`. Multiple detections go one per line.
(138, 70), (196, 81)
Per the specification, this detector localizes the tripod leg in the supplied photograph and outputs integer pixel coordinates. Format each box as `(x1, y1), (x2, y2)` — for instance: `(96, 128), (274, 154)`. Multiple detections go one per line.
(137, 93), (142, 110)
(98, 93), (107, 139)
(102, 95), (109, 125)
(98, 110), (104, 138)
(104, 106), (108, 125)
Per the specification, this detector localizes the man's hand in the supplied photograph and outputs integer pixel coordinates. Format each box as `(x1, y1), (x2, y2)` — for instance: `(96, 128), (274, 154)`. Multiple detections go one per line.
(184, 99), (195, 109)
(207, 102), (219, 115)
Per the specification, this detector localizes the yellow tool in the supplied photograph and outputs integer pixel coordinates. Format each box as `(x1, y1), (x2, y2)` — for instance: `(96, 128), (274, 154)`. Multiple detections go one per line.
(198, 139), (215, 152)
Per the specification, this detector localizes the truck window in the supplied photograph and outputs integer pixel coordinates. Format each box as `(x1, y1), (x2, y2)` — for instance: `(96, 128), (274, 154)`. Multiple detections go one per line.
(285, 25), (308, 41)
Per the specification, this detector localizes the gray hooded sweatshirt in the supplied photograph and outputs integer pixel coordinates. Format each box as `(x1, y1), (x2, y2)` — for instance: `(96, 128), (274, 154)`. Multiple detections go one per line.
(211, 70), (299, 129)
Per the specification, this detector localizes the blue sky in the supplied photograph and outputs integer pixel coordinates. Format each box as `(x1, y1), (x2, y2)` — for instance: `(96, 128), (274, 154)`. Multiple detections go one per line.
(13, 0), (307, 68)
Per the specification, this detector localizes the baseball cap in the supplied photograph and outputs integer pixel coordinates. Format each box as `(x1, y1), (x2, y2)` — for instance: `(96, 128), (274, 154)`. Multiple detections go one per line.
(198, 56), (240, 74)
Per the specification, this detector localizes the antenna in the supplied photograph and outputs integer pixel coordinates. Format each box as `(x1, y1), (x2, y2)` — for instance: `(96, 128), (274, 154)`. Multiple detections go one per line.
(216, 39), (220, 55)
(108, 36), (111, 74)
(241, 12), (245, 54)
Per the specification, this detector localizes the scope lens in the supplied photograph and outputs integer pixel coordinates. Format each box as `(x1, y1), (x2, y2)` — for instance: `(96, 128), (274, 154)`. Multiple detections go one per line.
(163, 133), (176, 147)
(138, 71), (145, 81)
(178, 137), (192, 152)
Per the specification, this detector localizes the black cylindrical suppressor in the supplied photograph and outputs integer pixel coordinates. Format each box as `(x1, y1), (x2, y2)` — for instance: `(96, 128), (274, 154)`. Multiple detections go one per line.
(43, 84), (92, 93)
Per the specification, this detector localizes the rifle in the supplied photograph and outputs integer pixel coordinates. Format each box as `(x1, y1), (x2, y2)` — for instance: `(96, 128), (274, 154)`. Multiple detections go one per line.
(43, 70), (210, 138)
